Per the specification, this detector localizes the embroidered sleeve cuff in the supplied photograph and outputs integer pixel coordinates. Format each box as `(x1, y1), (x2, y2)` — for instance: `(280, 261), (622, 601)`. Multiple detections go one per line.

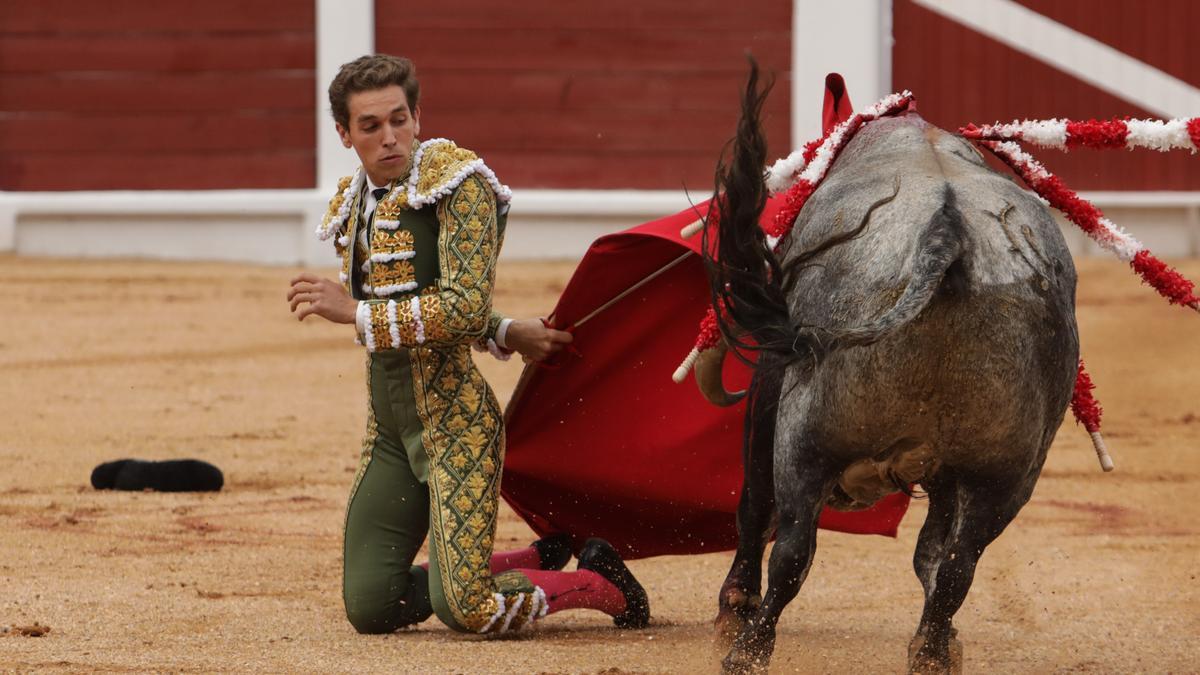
(361, 297), (436, 352)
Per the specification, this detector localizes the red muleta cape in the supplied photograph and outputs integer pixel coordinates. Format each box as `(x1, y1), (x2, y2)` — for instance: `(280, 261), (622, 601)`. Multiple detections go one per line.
(500, 74), (909, 559)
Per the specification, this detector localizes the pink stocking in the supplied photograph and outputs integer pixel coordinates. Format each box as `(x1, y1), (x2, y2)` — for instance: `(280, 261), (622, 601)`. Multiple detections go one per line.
(489, 546), (542, 573)
(520, 568), (627, 616)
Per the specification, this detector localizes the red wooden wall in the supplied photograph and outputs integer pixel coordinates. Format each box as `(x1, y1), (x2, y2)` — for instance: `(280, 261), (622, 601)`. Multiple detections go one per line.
(893, 0), (1200, 191)
(375, 1), (792, 190)
(0, 0), (316, 191)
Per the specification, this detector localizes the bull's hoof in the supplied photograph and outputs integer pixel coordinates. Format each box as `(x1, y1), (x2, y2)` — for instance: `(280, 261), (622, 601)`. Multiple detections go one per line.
(721, 648), (770, 675)
(713, 589), (761, 649)
(721, 625), (774, 675)
(713, 608), (744, 652)
(907, 633), (963, 675)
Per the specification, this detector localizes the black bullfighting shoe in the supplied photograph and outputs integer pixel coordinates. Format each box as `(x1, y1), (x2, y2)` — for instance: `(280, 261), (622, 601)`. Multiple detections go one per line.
(532, 533), (574, 571)
(577, 538), (650, 629)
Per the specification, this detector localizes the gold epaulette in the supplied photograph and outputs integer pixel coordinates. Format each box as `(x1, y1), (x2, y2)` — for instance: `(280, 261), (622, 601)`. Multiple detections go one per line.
(407, 138), (512, 209)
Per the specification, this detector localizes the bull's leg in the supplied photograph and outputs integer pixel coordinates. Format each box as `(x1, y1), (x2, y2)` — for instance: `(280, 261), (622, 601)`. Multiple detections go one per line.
(715, 477), (776, 646)
(716, 368), (783, 645)
(912, 475), (957, 602)
(908, 474), (1036, 675)
(722, 445), (835, 674)
(908, 476), (961, 671)
(715, 409), (778, 645)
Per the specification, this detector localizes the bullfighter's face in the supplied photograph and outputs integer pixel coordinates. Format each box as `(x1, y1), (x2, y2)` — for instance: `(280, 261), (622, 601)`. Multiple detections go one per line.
(337, 85), (421, 187)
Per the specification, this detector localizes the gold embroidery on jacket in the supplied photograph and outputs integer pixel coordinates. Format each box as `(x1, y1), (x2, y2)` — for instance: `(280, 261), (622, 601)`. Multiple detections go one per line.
(370, 260), (417, 291)
(374, 191), (409, 221)
(406, 166), (537, 632)
(371, 228), (415, 254)
(414, 142), (479, 198)
(394, 299), (419, 344)
(368, 303), (392, 350)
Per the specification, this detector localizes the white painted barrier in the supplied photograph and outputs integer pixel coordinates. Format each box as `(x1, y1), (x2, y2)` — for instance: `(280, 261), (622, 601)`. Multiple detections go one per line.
(1, 189), (1196, 264)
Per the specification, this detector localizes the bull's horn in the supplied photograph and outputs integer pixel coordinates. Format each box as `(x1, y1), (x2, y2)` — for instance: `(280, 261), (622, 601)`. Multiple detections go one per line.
(694, 341), (747, 407)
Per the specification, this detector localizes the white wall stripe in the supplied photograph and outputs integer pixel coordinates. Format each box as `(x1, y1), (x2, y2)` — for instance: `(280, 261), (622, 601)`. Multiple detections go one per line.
(316, 0), (374, 193)
(791, 0), (891, 145)
(911, 0), (1200, 119)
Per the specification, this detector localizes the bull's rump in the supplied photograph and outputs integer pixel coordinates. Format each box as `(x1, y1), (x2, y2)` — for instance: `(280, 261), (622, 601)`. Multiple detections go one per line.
(781, 114), (1080, 469)
(807, 283), (1079, 470)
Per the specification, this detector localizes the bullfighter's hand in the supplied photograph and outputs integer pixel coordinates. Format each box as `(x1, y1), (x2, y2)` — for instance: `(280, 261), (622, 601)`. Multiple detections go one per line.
(287, 273), (357, 324)
(505, 318), (573, 362)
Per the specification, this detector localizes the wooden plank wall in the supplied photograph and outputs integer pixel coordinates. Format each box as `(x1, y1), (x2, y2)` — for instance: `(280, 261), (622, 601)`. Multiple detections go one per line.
(0, 0), (316, 191)
(893, 0), (1200, 191)
(375, 1), (792, 190)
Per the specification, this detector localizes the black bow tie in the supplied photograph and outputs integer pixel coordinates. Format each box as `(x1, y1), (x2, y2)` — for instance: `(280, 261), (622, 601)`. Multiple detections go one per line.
(372, 187), (388, 200)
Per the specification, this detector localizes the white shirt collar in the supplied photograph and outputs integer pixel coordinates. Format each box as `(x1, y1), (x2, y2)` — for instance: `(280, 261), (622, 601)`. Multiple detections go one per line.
(363, 175), (386, 217)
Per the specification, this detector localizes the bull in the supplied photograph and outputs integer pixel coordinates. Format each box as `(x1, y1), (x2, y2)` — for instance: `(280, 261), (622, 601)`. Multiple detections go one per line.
(698, 63), (1079, 674)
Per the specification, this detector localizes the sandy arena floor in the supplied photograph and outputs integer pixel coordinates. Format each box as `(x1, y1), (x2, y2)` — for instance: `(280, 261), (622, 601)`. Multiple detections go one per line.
(0, 254), (1197, 673)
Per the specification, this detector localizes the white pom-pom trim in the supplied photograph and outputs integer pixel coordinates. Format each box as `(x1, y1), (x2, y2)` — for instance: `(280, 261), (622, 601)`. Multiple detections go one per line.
(500, 592), (526, 632)
(386, 300), (400, 348)
(371, 282), (419, 296)
(405, 138), (513, 209)
(363, 316), (377, 352)
(478, 593), (507, 633)
(370, 250), (416, 263)
(533, 586), (549, 618)
(317, 167), (363, 240)
(410, 297), (425, 344)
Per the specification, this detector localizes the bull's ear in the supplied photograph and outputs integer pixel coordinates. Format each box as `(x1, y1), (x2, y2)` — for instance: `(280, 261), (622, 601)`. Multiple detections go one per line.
(822, 73), (854, 133)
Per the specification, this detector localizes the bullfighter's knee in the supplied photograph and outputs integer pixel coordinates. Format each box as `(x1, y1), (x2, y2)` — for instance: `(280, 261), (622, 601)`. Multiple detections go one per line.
(429, 589), (472, 633)
(343, 565), (434, 634)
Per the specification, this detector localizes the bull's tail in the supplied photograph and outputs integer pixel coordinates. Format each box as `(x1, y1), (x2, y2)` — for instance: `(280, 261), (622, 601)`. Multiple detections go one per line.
(703, 58), (795, 363)
(829, 187), (965, 351)
(705, 59), (965, 368)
